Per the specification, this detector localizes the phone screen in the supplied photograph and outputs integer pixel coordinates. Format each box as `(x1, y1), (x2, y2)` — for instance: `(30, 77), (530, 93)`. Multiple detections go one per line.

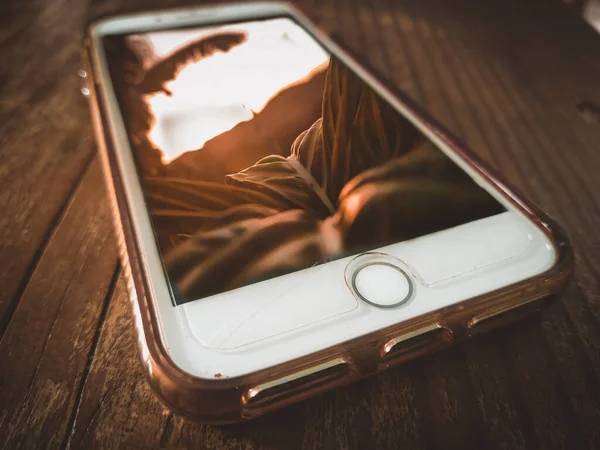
(102, 17), (505, 305)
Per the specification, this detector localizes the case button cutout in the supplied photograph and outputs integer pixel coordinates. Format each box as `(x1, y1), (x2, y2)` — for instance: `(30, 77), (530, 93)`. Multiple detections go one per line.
(380, 325), (453, 368)
(242, 359), (351, 416)
(467, 295), (554, 334)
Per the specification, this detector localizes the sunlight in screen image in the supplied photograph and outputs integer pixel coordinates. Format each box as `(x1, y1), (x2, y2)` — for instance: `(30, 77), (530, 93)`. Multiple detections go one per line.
(138, 18), (329, 163)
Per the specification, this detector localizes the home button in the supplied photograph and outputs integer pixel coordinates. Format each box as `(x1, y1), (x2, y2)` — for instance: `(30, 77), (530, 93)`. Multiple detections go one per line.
(347, 254), (413, 308)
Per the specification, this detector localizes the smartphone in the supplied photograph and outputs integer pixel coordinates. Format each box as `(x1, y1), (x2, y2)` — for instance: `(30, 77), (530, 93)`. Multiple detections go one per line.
(84, 2), (572, 423)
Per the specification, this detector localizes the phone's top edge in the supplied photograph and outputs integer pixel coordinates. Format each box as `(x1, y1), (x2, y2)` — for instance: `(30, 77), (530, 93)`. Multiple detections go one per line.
(87, 2), (298, 37)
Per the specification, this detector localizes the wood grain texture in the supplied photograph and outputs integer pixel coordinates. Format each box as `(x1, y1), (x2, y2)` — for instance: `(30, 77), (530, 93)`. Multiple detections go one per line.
(0, 160), (119, 449)
(1, 0), (600, 448)
(0, 0), (96, 337)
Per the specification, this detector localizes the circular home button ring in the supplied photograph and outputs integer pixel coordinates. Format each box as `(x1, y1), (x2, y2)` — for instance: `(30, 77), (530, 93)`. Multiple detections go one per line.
(347, 254), (414, 308)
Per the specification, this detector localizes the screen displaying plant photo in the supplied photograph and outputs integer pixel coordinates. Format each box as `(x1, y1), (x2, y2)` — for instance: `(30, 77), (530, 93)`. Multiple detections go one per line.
(103, 17), (504, 303)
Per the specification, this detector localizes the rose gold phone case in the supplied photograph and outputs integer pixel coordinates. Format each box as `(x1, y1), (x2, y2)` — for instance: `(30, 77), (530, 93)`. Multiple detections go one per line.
(83, 10), (573, 424)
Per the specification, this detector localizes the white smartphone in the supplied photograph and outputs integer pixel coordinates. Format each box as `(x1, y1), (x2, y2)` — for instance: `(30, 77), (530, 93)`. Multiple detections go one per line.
(84, 2), (571, 422)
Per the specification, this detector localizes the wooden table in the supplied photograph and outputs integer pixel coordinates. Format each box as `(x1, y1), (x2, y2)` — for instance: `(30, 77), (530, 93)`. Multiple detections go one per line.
(2, 0), (600, 448)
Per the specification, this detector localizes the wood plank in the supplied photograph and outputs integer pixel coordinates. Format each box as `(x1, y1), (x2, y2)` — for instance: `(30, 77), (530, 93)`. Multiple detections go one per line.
(0, 160), (119, 449)
(63, 276), (172, 449)
(0, 0), (96, 334)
